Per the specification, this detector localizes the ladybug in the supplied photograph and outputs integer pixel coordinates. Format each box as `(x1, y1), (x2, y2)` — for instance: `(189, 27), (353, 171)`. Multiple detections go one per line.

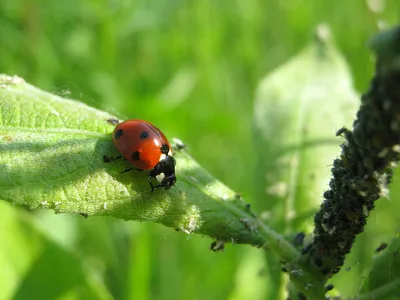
(111, 119), (176, 192)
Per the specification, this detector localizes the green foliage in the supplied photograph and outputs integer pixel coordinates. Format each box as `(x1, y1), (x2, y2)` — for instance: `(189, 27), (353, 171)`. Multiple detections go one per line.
(360, 237), (400, 300)
(253, 25), (359, 299)
(254, 25), (359, 228)
(0, 201), (113, 300)
(1, 1), (400, 299)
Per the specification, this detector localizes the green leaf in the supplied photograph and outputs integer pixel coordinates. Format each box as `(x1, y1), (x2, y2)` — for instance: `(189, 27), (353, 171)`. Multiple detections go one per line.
(358, 236), (400, 300)
(0, 74), (264, 246)
(14, 242), (105, 300)
(253, 25), (359, 299)
(253, 25), (359, 228)
(0, 201), (112, 300)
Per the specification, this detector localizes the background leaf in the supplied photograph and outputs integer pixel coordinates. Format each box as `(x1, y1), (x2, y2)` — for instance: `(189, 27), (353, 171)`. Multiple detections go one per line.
(253, 26), (359, 298)
(253, 25), (359, 227)
(358, 236), (400, 300)
(0, 201), (112, 300)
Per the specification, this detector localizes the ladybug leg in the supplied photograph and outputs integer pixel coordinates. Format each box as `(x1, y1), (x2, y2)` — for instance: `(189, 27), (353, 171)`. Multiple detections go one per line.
(149, 176), (156, 192)
(162, 174), (176, 189)
(150, 183), (164, 192)
(121, 167), (133, 174)
(148, 176), (163, 192)
(121, 167), (143, 174)
(103, 155), (122, 163)
(148, 174), (176, 192)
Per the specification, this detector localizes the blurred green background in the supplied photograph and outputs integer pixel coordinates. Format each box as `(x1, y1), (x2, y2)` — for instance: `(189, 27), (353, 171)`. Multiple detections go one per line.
(1, 1), (400, 299)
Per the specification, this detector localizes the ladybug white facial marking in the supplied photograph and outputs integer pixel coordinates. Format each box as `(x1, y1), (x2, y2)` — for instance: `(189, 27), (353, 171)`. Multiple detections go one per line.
(156, 173), (165, 183)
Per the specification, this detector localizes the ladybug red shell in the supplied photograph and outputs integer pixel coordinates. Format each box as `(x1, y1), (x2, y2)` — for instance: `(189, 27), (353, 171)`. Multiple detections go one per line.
(111, 119), (176, 191)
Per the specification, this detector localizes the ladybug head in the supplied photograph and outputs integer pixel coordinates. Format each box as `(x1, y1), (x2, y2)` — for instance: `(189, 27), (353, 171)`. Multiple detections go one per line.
(149, 155), (176, 191)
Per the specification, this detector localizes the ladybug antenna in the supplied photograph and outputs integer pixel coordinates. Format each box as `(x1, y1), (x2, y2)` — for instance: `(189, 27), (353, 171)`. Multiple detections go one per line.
(173, 184), (182, 194)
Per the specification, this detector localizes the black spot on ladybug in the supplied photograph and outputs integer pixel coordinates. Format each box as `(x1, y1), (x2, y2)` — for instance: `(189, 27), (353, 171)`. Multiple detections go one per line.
(140, 131), (149, 139)
(114, 129), (123, 140)
(132, 151), (140, 161)
(160, 144), (170, 154)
